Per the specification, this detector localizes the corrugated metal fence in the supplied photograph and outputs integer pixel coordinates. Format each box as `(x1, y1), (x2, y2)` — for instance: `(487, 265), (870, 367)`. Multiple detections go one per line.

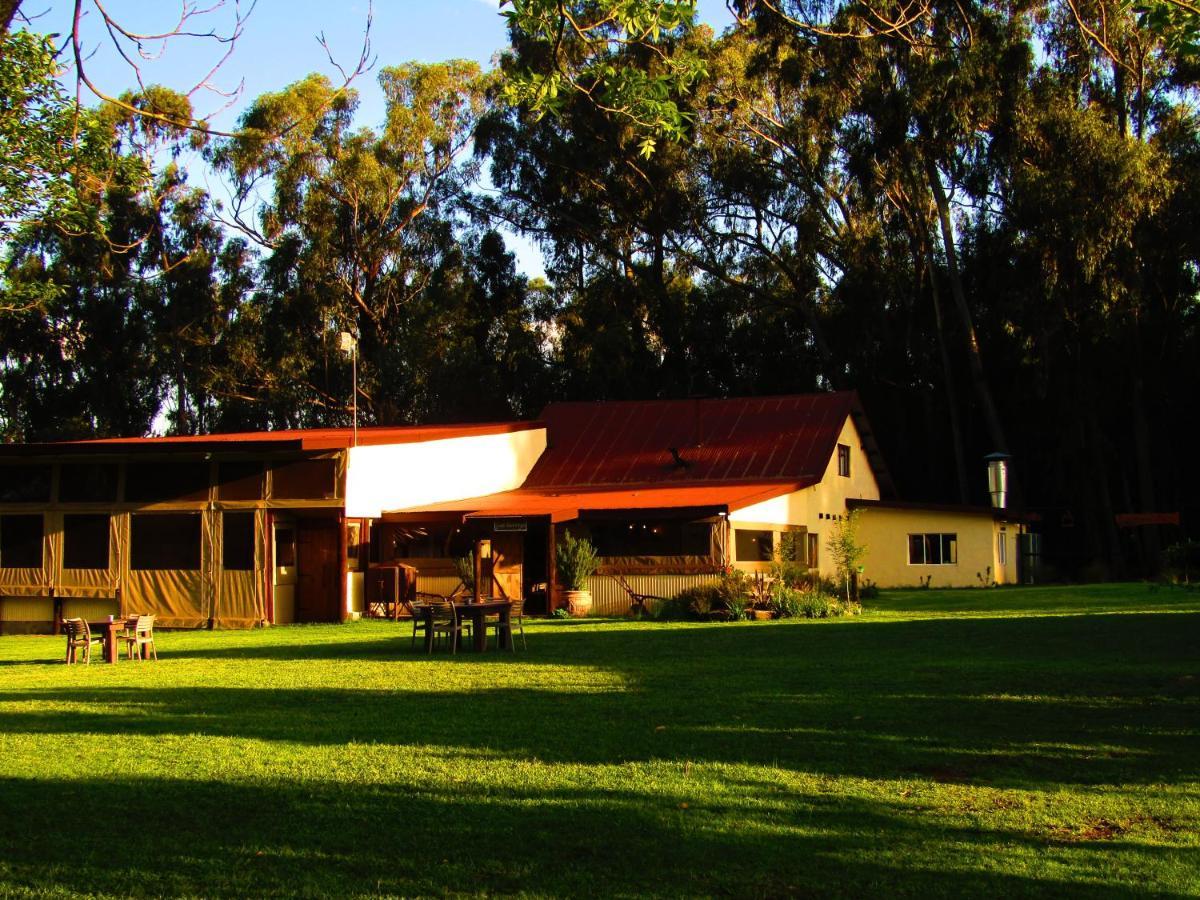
(415, 572), (718, 617)
(586, 573), (719, 617)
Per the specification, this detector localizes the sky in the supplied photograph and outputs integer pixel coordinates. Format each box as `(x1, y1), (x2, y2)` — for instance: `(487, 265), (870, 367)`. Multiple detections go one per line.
(29, 1), (737, 275)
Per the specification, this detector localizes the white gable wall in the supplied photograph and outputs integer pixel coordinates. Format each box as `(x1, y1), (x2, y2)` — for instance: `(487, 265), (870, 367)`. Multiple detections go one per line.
(344, 427), (547, 518)
(730, 415), (881, 577)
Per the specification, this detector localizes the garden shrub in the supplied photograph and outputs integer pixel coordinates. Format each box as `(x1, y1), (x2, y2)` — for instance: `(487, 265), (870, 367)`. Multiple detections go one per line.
(649, 574), (861, 623)
(770, 585), (803, 618)
(651, 594), (695, 621)
(1162, 541), (1200, 584)
(798, 590), (832, 618)
(672, 585), (723, 619)
(716, 569), (752, 619)
(769, 558), (809, 589)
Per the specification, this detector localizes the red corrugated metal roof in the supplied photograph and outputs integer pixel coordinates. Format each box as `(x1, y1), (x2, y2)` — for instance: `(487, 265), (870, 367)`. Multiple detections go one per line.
(385, 481), (806, 523)
(526, 392), (857, 488)
(7, 421), (542, 454)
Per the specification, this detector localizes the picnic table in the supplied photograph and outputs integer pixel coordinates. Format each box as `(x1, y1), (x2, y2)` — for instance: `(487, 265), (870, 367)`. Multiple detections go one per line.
(87, 617), (135, 664)
(420, 599), (513, 653)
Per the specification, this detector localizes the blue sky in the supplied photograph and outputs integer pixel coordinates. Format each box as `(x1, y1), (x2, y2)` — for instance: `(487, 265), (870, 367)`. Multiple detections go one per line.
(36, 0), (736, 274)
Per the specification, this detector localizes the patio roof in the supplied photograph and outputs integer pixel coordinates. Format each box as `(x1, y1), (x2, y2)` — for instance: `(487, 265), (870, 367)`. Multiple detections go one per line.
(382, 480), (809, 523)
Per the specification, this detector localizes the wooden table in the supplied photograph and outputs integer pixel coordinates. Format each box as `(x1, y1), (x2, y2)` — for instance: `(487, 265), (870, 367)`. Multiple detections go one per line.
(87, 618), (134, 664)
(421, 599), (513, 653)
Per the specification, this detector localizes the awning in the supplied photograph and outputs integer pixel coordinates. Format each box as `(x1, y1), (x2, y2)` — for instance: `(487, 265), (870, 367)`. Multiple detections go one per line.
(382, 480), (810, 524)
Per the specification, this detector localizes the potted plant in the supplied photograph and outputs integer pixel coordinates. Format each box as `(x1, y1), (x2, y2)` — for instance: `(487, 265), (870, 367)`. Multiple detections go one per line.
(745, 571), (775, 619)
(555, 532), (599, 616)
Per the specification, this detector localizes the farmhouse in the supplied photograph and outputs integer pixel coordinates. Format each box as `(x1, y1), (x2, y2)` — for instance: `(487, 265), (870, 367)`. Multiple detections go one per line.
(384, 392), (1028, 614)
(0, 392), (1028, 631)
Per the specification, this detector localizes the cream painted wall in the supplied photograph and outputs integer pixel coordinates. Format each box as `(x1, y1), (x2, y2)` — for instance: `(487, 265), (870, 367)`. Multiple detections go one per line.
(344, 428), (547, 518)
(273, 584), (296, 624)
(347, 571), (364, 615)
(855, 507), (1012, 588)
(273, 556), (297, 625)
(994, 523), (1020, 585)
(729, 415), (881, 578)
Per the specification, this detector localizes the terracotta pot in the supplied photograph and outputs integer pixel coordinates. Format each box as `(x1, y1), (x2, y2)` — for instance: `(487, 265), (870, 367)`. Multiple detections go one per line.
(562, 589), (592, 617)
(748, 608), (774, 621)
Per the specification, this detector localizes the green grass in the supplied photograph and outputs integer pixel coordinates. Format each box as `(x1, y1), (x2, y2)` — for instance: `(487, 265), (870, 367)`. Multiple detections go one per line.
(1, 585), (1198, 898)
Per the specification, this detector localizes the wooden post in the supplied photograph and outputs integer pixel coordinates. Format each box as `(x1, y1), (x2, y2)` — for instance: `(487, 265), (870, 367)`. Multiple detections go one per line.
(547, 522), (557, 614)
(337, 513), (349, 623)
(264, 512), (275, 626)
(474, 539), (490, 602)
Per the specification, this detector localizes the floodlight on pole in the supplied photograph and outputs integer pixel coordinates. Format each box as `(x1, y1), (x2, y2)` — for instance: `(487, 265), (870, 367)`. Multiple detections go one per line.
(338, 332), (358, 446)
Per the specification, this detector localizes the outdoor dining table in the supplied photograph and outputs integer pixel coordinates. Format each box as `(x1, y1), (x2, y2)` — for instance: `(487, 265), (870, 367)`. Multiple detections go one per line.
(87, 617), (136, 664)
(421, 599), (513, 653)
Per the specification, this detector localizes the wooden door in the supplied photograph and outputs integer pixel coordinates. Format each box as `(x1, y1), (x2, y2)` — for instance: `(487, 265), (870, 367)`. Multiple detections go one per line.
(490, 532), (524, 601)
(296, 519), (340, 622)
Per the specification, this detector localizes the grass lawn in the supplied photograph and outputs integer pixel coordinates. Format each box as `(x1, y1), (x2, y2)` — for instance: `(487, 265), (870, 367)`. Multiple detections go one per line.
(1, 585), (1198, 898)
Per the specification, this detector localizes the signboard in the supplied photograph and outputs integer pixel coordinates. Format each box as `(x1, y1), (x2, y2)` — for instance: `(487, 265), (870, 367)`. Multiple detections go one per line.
(493, 519), (528, 533)
(1115, 512), (1180, 527)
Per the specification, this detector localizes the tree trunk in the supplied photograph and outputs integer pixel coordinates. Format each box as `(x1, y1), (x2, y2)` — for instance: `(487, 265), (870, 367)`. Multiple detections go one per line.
(0, 0), (22, 36)
(1131, 370), (1161, 570)
(926, 157), (1010, 456)
(923, 239), (969, 503)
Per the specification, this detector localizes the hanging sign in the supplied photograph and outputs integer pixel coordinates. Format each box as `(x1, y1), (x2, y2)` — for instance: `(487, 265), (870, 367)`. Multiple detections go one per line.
(493, 520), (528, 532)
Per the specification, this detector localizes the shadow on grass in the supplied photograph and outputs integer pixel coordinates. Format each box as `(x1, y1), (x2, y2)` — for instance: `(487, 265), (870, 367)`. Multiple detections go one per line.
(0, 774), (1190, 898)
(1, 612), (1197, 790)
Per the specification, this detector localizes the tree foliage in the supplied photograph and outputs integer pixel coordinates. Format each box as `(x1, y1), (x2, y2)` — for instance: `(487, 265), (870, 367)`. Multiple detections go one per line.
(0, 2), (1198, 580)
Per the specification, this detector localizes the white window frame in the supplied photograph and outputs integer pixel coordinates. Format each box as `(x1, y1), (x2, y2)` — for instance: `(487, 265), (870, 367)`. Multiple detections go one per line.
(907, 533), (958, 566)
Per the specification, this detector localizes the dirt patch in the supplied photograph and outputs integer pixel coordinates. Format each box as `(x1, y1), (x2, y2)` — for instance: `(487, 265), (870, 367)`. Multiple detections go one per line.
(1045, 818), (1128, 842)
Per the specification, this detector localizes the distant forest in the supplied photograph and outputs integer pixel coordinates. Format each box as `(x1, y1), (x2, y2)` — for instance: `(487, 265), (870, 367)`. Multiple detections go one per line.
(2, 1), (1198, 578)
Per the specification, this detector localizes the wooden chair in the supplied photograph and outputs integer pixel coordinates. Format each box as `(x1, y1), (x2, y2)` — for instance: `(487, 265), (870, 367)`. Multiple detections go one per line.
(425, 597), (464, 654)
(122, 614), (157, 661)
(609, 573), (668, 617)
(63, 618), (102, 665)
(488, 597), (525, 651)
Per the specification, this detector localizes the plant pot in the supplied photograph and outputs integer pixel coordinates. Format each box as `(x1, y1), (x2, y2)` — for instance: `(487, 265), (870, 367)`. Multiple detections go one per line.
(562, 589), (592, 617)
(748, 608), (774, 621)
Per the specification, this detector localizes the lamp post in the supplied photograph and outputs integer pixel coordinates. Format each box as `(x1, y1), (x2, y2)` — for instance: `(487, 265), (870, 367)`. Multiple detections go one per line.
(337, 331), (358, 446)
(984, 452), (1011, 510)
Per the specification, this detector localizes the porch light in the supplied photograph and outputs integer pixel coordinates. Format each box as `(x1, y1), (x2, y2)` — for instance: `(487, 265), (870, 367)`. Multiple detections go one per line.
(984, 452), (1011, 510)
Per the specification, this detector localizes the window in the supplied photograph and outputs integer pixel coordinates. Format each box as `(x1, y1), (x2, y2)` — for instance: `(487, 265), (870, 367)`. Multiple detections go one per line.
(587, 520), (712, 557)
(64, 514), (109, 570)
(837, 444), (851, 477)
(735, 529), (774, 562)
(59, 464), (119, 502)
(346, 521), (362, 565)
(130, 513), (201, 570)
(779, 530), (805, 563)
(125, 462), (209, 503)
(997, 532), (1008, 566)
(217, 461), (265, 501)
(807, 533), (819, 570)
(271, 458), (337, 500)
(0, 514), (43, 568)
(0, 465), (51, 503)
(908, 533), (958, 565)
(275, 526), (296, 568)
(223, 512), (255, 571)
